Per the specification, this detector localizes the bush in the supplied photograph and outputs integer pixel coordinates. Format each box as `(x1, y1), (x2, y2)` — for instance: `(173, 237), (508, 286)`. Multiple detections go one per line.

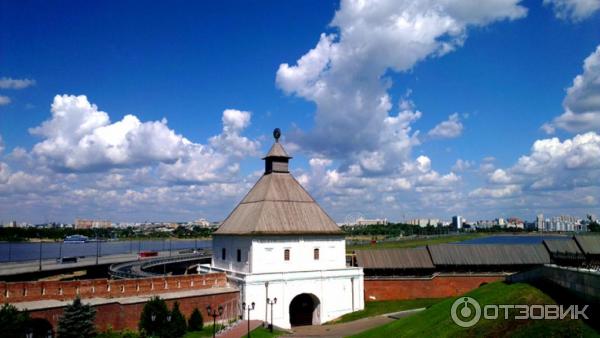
(167, 302), (187, 338)
(57, 298), (96, 338)
(139, 297), (169, 337)
(187, 308), (204, 331)
(0, 303), (30, 338)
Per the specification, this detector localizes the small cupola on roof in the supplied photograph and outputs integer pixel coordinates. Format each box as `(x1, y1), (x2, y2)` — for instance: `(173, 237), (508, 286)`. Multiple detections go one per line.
(263, 128), (291, 174)
(213, 128), (342, 236)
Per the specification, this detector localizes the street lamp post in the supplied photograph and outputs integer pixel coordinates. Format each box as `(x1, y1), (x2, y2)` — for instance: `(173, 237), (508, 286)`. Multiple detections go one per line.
(95, 230), (100, 265)
(242, 302), (255, 338)
(38, 234), (42, 271)
(266, 297), (277, 333)
(206, 304), (224, 338)
(150, 313), (156, 337)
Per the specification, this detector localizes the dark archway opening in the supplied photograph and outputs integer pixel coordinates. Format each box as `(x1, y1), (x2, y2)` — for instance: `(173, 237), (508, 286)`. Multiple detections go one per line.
(289, 293), (320, 327)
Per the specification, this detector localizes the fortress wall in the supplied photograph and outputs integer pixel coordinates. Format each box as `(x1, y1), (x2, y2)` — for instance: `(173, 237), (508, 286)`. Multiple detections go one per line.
(1, 273), (229, 303)
(26, 289), (240, 332)
(364, 274), (505, 301)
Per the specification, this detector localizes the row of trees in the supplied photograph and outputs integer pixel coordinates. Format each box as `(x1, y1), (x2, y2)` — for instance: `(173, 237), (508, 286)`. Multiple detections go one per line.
(138, 297), (204, 337)
(1, 296), (205, 338)
(0, 298), (94, 338)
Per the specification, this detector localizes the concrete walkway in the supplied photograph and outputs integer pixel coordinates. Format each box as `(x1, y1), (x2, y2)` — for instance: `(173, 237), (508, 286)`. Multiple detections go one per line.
(217, 320), (262, 338)
(282, 308), (426, 337)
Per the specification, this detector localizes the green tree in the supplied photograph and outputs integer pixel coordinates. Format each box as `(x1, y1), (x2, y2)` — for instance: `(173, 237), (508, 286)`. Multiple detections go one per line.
(0, 303), (30, 338)
(588, 215), (600, 232)
(166, 302), (187, 338)
(187, 308), (203, 331)
(139, 297), (169, 337)
(57, 297), (96, 338)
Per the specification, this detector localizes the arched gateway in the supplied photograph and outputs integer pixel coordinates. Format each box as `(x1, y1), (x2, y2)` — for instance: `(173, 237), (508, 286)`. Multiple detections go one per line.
(207, 129), (364, 329)
(289, 293), (320, 326)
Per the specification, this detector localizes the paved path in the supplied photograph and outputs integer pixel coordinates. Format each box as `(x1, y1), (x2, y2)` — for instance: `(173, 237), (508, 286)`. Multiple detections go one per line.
(217, 320), (262, 338)
(282, 308), (425, 337)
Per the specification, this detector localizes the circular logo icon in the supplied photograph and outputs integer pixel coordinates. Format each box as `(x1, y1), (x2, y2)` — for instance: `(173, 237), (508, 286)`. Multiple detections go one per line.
(451, 297), (481, 328)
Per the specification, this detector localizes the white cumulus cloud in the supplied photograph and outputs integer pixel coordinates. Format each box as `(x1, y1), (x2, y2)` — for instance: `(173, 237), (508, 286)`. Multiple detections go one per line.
(544, 0), (600, 21)
(29, 95), (193, 172)
(0, 77), (36, 89)
(277, 0), (525, 161)
(0, 95), (11, 106)
(543, 45), (600, 133)
(428, 113), (464, 139)
(474, 132), (600, 198)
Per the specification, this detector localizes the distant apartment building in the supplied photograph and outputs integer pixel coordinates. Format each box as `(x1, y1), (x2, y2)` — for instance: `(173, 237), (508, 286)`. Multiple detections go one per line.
(356, 217), (388, 226)
(192, 218), (211, 228)
(536, 214), (544, 231)
(407, 218), (439, 227)
(475, 219), (498, 228)
(545, 215), (581, 232)
(507, 217), (525, 229)
(452, 215), (463, 229)
(75, 219), (112, 229)
(1, 221), (17, 228)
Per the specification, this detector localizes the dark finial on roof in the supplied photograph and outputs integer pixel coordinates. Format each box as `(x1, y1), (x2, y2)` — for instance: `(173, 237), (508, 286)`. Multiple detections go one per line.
(273, 128), (281, 142)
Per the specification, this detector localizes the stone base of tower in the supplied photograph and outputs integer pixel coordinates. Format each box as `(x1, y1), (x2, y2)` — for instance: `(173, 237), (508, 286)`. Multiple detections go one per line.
(200, 265), (364, 329)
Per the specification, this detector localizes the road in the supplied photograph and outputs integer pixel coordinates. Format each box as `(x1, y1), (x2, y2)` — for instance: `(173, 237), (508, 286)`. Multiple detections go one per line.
(0, 250), (179, 276)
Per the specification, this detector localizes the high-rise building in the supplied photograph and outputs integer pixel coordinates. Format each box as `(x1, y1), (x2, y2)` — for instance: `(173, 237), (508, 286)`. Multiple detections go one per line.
(452, 215), (462, 229)
(536, 214), (544, 231)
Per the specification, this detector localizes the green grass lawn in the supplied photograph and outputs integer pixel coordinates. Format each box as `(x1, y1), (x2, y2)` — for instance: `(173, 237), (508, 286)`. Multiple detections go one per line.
(241, 326), (285, 338)
(349, 282), (599, 338)
(183, 324), (225, 338)
(347, 233), (485, 251)
(327, 298), (446, 324)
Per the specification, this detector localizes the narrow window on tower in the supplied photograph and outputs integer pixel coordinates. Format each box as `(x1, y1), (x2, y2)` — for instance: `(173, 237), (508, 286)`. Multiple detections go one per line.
(237, 249), (242, 262)
(284, 249), (290, 261)
(314, 248), (320, 260)
(221, 248), (226, 260)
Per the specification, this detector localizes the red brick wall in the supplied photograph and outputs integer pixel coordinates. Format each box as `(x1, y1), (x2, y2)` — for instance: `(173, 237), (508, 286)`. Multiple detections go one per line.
(0, 273), (228, 303)
(26, 290), (240, 332)
(364, 274), (505, 301)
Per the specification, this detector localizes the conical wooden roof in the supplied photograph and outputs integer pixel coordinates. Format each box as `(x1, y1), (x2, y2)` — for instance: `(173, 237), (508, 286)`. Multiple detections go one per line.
(262, 142), (290, 159)
(214, 135), (342, 236)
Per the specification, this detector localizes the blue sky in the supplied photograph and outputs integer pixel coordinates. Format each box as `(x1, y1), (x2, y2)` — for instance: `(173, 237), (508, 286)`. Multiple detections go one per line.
(1, 0), (600, 224)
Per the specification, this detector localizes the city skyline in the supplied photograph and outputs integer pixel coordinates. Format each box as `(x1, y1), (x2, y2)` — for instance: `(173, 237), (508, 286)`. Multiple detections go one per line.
(1, 0), (600, 223)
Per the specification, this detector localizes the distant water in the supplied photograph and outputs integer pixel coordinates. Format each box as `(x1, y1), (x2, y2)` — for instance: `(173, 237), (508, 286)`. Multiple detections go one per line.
(460, 235), (570, 245)
(0, 239), (211, 263)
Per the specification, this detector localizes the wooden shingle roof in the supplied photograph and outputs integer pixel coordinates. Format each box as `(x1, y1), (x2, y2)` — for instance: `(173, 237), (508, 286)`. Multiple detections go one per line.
(262, 142), (290, 159)
(355, 247), (435, 269)
(574, 235), (600, 255)
(543, 239), (583, 255)
(427, 244), (551, 266)
(214, 137), (342, 236)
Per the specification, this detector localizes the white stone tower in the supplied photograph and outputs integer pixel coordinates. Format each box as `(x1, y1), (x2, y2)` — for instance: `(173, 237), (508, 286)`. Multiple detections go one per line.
(205, 128), (364, 329)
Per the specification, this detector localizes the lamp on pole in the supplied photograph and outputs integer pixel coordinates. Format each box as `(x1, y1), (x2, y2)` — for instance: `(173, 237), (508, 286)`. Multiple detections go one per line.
(206, 304), (224, 338)
(38, 233), (42, 271)
(150, 313), (156, 337)
(242, 302), (255, 338)
(95, 229), (100, 265)
(266, 297), (277, 333)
